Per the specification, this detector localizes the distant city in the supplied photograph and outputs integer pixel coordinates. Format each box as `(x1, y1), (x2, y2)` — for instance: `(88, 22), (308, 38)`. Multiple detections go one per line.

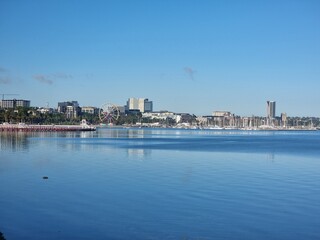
(0, 96), (319, 130)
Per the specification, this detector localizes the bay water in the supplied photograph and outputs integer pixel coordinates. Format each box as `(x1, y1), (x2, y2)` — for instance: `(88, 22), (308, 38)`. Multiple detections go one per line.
(0, 128), (320, 239)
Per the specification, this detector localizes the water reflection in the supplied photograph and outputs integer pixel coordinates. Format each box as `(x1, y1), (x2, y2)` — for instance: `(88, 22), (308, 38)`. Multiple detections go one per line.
(96, 127), (147, 138)
(267, 152), (275, 161)
(0, 132), (29, 152)
(1, 128), (320, 158)
(127, 148), (151, 158)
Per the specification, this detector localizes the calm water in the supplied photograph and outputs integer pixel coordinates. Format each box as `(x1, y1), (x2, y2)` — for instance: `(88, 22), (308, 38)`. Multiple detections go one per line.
(0, 128), (320, 240)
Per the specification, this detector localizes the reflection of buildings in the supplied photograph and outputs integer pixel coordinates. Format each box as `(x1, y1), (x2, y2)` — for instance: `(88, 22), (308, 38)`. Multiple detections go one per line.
(0, 132), (29, 151)
(127, 148), (152, 158)
(96, 128), (152, 157)
(96, 128), (144, 138)
(267, 152), (275, 161)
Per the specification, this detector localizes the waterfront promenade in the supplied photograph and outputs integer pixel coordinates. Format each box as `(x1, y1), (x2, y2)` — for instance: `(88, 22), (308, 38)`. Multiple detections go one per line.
(0, 122), (96, 132)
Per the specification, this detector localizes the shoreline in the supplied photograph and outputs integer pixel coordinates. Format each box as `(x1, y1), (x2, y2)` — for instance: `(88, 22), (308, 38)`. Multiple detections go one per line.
(0, 123), (96, 132)
(0, 123), (318, 132)
(95, 124), (318, 131)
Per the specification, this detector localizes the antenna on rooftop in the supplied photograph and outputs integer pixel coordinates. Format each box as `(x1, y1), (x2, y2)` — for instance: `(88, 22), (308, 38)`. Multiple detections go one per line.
(1, 93), (19, 100)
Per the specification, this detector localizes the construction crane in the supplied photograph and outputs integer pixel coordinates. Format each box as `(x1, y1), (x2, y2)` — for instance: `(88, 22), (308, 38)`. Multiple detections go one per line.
(1, 94), (19, 100)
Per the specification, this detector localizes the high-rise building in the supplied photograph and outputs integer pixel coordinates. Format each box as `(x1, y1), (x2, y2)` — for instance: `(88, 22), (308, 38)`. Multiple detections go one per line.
(127, 98), (153, 113)
(267, 101), (276, 119)
(144, 100), (153, 112)
(281, 112), (287, 127)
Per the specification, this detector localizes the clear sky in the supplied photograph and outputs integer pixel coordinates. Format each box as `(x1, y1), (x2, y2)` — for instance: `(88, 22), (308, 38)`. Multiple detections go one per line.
(0, 0), (319, 117)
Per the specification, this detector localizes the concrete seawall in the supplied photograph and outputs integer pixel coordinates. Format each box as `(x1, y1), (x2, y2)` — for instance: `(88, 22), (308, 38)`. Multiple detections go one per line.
(0, 123), (96, 132)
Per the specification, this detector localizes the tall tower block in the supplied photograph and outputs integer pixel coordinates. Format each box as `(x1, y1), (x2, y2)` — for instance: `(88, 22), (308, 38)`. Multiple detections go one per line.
(267, 101), (276, 119)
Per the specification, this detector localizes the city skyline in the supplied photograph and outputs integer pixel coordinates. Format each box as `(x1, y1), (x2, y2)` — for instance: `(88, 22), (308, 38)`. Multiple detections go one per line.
(0, 97), (309, 120)
(1, 1), (319, 117)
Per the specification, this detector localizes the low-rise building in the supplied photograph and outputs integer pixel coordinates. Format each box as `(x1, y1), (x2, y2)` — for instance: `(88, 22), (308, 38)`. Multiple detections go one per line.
(211, 111), (234, 127)
(81, 106), (99, 115)
(212, 111), (231, 117)
(58, 101), (80, 119)
(142, 111), (181, 123)
(0, 99), (30, 109)
(116, 105), (126, 114)
(37, 107), (54, 114)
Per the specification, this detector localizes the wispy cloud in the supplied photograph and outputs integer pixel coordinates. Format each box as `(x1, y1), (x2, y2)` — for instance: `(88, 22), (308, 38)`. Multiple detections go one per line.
(33, 72), (73, 85)
(184, 67), (196, 81)
(33, 75), (53, 85)
(0, 67), (7, 73)
(0, 77), (11, 84)
(52, 72), (73, 79)
(0, 67), (11, 84)
(85, 73), (94, 79)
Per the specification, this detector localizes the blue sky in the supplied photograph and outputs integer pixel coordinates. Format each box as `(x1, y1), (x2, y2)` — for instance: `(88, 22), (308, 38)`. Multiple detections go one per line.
(0, 0), (319, 116)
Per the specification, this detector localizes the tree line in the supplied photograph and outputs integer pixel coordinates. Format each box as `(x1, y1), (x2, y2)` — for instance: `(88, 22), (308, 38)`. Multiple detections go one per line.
(0, 107), (104, 125)
(0, 107), (176, 125)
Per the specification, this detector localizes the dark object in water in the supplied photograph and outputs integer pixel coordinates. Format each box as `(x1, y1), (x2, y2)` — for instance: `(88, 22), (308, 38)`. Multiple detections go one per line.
(43, 176), (49, 179)
(0, 231), (6, 240)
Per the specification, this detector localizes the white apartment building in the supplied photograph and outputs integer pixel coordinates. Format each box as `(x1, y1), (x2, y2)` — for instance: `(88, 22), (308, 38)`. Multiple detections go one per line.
(142, 111), (181, 123)
(212, 111), (231, 117)
(127, 98), (153, 113)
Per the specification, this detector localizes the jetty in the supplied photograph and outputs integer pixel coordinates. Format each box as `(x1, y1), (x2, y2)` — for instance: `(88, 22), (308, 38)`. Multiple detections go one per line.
(0, 120), (96, 132)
